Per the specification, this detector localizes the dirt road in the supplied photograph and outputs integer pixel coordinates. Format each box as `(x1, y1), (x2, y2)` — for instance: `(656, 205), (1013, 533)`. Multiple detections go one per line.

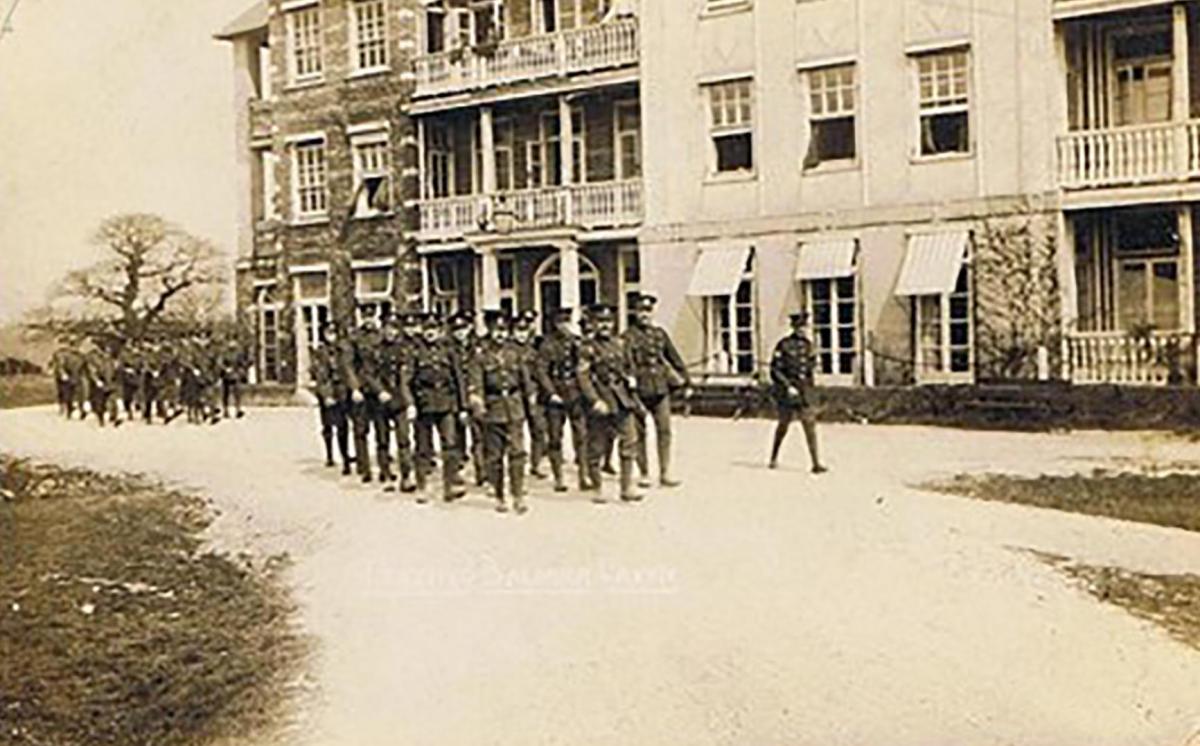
(4, 407), (1200, 745)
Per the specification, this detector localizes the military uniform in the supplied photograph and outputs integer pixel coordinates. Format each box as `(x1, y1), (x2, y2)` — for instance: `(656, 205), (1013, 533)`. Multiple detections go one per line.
(377, 317), (417, 491)
(768, 314), (827, 473)
(344, 323), (392, 483)
(141, 345), (165, 424)
(311, 328), (354, 474)
(84, 346), (121, 427)
(537, 309), (589, 491)
(467, 314), (535, 513)
(219, 338), (248, 419)
(50, 347), (86, 418)
(511, 310), (551, 480)
(117, 344), (144, 420)
(402, 317), (465, 502)
(577, 305), (644, 503)
(624, 294), (691, 487)
(449, 313), (486, 486)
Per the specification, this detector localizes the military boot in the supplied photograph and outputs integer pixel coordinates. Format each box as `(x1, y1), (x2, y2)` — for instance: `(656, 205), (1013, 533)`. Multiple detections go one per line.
(511, 458), (528, 515)
(659, 448), (681, 488)
(619, 458), (643, 502)
(550, 453), (568, 493)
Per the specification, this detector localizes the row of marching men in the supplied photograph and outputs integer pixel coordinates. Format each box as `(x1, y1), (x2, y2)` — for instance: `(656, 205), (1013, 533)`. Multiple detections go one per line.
(308, 294), (697, 514)
(48, 332), (251, 428)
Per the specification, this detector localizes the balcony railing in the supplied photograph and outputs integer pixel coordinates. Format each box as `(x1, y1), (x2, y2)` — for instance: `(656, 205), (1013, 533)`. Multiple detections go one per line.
(1065, 330), (1193, 385)
(417, 180), (643, 240)
(413, 18), (639, 98)
(1057, 120), (1200, 189)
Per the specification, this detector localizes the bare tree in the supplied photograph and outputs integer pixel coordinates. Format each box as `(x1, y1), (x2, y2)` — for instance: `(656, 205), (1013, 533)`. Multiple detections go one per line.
(26, 213), (225, 346)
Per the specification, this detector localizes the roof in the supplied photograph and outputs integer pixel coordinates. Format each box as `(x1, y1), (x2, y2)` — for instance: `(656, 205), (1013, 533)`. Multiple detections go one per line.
(214, 1), (268, 41)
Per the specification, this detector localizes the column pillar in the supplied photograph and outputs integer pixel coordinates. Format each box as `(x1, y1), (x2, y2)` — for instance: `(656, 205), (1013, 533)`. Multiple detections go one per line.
(560, 242), (581, 325)
(417, 118), (427, 201)
(480, 106), (497, 195)
(558, 95), (574, 187)
(1174, 3), (1191, 175)
(1180, 205), (1195, 334)
(1057, 211), (1078, 381)
(480, 247), (501, 310)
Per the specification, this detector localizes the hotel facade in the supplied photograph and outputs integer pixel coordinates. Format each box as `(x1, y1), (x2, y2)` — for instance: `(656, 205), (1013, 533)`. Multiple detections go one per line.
(218, 0), (1200, 390)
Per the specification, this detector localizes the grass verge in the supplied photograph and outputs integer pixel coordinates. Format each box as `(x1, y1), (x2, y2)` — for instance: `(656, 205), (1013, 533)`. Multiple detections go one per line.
(0, 376), (56, 410)
(925, 471), (1200, 533)
(0, 456), (306, 746)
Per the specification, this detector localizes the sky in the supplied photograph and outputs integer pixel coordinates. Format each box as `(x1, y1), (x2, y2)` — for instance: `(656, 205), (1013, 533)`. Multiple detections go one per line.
(0, 0), (256, 323)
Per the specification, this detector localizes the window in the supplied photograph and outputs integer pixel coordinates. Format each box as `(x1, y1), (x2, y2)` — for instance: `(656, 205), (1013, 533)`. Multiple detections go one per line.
(424, 4), (445, 53)
(255, 284), (281, 383)
(351, 0), (388, 73)
(528, 109), (584, 187)
(429, 257), (461, 316)
(291, 138), (328, 219)
(615, 101), (641, 179)
(498, 256), (516, 317)
(706, 250), (757, 376)
(287, 5), (323, 84)
(1113, 28), (1173, 126)
(805, 64), (857, 167)
(426, 122), (453, 198)
(807, 277), (857, 380)
(915, 266), (973, 380)
(355, 266), (394, 325)
(620, 246), (641, 331)
(351, 131), (392, 217)
(915, 48), (970, 157)
(474, 117), (516, 192)
(1118, 259), (1180, 331)
(296, 271), (330, 302)
(295, 271), (330, 351)
(705, 78), (754, 174)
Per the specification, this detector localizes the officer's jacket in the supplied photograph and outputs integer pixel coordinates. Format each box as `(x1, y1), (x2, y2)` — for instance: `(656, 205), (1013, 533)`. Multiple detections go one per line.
(537, 331), (583, 404)
(578, 336), (641, 414)
(623, 323), (690, 398)
(512, 339), (554, 402)
(310, 343), (350, 403)
(376, 337), (416, 408)
(402, 339), (463, 415)
(770, 334), (816, 397)
(50, 348), (85, 382)
(350, 331), (388, 396)
(117, 348), (144, 382)
(85, 351), (117, 389)
(219, 344), (248, 380)
(467, 339), (534, 424)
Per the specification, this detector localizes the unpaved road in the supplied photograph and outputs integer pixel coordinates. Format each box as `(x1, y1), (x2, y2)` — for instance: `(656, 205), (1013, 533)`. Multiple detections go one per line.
(4, 406), (1200, 745)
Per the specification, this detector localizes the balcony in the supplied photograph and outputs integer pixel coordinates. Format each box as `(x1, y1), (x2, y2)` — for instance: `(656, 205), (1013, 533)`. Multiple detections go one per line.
(1065, 330), (1194, 385)
(417, 180), (643, 241)
(1057, 121), (1200, 189)
(413, 18), (639, 99)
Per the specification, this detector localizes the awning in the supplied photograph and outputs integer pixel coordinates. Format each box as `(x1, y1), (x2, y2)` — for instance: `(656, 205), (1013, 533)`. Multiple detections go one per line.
(795, 238), (857, 281)
(894, 231), (970, 296)
(687, 245), (752, 297)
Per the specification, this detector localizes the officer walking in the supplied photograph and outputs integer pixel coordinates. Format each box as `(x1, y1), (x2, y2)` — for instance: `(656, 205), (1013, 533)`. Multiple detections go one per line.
(768, 310), (828, 474)
(511, 310), (551, 480)
(117, 342), (144, 422)
(537, 306), (588, 491)
(403, 313), (466, 504)
(49, 345), (86, 419)
(219, 335), (248, 419)
(311, 321), (354, 475)
(624, 293), (692, 488)
(345, 318), (393, 484)
(378, 313), (417, 493)
(467, 310), (536, 514)
(577, 304), (644, 504)
(84, 342), (121, 427)
(448, 310), (486, 486)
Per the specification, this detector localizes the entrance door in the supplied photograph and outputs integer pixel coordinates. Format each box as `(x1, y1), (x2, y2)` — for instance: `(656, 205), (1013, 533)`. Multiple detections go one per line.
(535, 254), (599, 333)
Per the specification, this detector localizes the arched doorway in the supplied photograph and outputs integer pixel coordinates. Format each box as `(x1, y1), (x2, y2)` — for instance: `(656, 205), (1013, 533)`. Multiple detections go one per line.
(535, 253), (599, 333)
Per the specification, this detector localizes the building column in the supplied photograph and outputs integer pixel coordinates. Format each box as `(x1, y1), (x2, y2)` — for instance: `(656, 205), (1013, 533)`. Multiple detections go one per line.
(480, 248), (501, 311)
(1057, 211), (1079, 381)
(417, 118), (427, 201)
(480, 106), (497, 194)
(559, 242), (581, 325)
(1180, 205), (1196, 334)
(558, 95), (574, 187)
(1175, 3), (1192, 174)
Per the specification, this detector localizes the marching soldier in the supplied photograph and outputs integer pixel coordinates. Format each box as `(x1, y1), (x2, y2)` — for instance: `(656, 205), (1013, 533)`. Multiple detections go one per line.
(345, 317), (393, 484)
(84, 342), (121, 427)
(310, 321), (354, 474)
(117, 342), (144, 421)
(448, 310), (486, 486)
(537, 307), (589, 491)
(49, 345), (86, 419)
(403, 313), (466, 504)
(377, 314), (416, 492)
(511, 310), (551, 480)
(624, 293), (692, 488)
(468, 310), (535, 514)
(768, 310), (828, 474)
(141, 341), (164, 424)
(577, 304), (645, 504)
(219, 335), (248, 419)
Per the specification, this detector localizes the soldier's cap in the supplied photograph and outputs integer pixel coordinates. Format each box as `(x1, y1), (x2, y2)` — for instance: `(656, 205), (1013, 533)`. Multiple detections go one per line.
(634, 292), (659, 309)
(551, 306), (574, 321)
(587, 304), (616, 320)
(481, 308), (508, 326)
(516, 309), (538, 326)
(448, 310), (474, 329)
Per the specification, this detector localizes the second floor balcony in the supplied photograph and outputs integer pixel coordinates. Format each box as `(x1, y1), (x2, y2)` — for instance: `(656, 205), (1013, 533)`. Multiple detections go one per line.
(413, 17), (639, 99)
(1057, 119), (1200, 188)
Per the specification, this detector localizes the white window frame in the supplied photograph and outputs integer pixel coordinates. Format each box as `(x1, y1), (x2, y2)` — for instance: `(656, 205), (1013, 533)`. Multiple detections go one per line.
(354, 264), (395, 326)
(293, 270), (331, 351)
(350, 0), (389, 75)
(704, 249), (757, 379)
(286, 3), (324, 86)
(618, 245), (641, 332)
(1116, 256), (1182, 332)
(350, 127), (392, 218)
(704, 77), (755, 177)
(290, 135), (329, 222)
(528, 108), (585, 187)
(474, 116), (516, 192)
(614, 100), (641, 180)
(804, 63), (858, 169)
(914, 261), (974, 385)
(912, 46), (971, 159)
(426, 120), (455, 199)
(498, 254), (517, 317)
(804, 272), (861, 386)
(254, 282), (282, 383)
(428, 256), (461, 316)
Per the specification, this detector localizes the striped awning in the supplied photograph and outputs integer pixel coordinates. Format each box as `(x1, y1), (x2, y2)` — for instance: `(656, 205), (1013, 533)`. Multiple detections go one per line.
(687, 244), (753, 297)
(894, 231), (970, 296)
(795, 238), (858, 280)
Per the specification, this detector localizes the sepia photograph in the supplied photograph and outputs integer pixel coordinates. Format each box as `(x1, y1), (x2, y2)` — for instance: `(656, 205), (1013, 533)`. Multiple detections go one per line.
(3, 0), (1200, 743)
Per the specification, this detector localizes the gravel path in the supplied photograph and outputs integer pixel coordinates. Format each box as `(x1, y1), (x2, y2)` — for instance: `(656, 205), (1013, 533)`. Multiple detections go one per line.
(4, 407), (1200, 746)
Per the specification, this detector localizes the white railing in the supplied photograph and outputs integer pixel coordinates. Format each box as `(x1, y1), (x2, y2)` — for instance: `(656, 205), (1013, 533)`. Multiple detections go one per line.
(413, 18), (639, 97)
(1065, 330), (1192, 385)
(418, 180), (643, 238)
(1057, 122), (1180, 189)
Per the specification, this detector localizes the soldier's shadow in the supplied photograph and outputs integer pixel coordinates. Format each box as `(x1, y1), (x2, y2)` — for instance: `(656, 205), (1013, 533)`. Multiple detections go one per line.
(730, 458), (809, 474)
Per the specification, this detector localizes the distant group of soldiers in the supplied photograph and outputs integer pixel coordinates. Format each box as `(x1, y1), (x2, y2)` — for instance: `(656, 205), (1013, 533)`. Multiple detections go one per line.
(49, 331), (250, 428)
(308, 293), (828, 514)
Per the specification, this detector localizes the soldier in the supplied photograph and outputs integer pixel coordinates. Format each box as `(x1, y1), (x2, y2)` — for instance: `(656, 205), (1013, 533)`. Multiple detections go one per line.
(179, 336), (203, 424)
(49, 345), (86, 419)
(468, 310), (535, 514)
(537, 306), (589, 492)
(511, 310), (551, 480)
(197, 331), (222, 425)
(345, 317), (393, 484)
(158, 340), (183, 424)
(141, 341), (163, 424)
(448, 310), (486, 486)
(377, 313), (416, 492)
(624, 293), (692, 488)
(403, 313), (466, 504)
(117, 342), (144, 421)
(577, 304), (645, 504)
(219, 335), (248, 419)
(310, 321), (354, 475)
(768, 310), (828, 474)
(84, 342), (121, 427)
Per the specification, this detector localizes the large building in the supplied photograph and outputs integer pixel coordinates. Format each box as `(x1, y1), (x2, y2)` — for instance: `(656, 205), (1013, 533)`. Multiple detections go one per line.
(217, 0), (1200, 390)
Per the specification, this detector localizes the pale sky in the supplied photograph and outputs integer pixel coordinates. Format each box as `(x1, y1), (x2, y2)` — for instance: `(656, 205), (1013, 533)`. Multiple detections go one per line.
(0, 0), (255, 323)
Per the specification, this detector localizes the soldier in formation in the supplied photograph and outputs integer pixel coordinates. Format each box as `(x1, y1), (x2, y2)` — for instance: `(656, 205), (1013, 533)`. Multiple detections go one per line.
(311, 321), (354, 475)
(624, 293), (692, 488)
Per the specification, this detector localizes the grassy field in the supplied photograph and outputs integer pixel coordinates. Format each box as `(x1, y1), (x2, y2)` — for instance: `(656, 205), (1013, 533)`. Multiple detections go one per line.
(0, 456), (305, 746)
(0, 375), (57, 410)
